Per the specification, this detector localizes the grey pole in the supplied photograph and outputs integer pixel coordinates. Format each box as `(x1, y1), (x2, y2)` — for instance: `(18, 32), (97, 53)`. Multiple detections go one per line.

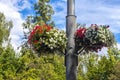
(67, 0), (75, 15)
(65, 0), (78, 80)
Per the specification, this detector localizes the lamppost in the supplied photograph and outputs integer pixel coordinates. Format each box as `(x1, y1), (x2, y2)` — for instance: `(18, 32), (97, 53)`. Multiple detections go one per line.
(65, 0), (78, 80)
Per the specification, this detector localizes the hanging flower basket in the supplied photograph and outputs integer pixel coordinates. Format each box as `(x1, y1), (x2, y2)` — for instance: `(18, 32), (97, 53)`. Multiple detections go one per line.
(28, 25), (67, 54)
(75, 24), (115, 52)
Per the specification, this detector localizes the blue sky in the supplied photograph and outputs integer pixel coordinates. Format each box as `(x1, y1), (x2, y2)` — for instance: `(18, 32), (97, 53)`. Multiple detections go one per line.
(0, 0), (120, 51)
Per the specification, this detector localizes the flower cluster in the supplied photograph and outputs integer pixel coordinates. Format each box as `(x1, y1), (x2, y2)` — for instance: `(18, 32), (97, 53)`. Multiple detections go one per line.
(75, 24), (115, 52)
(28, 25), (51, 44)
(28, 25), (66, 54)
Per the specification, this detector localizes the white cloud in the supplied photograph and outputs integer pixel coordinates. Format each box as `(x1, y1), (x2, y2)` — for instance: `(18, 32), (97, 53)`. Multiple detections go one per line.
(51, 1), (66, 30)
(16, 0), (32, 11)
(51, 0), (120, 43)
(0, 0), (32, 11)
(117, 43), (120, 50)
(98, 47), (108, 56)
(52, 0), (120, 33)
(0, 0), (32, 52)
(75, 0), (120, 33)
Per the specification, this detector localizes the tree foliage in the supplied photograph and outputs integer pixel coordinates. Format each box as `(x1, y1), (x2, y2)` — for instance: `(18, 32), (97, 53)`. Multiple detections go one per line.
(0, 12), (13, 45)
(34, 0), (54, 25)
(77, 48), (120, 80)
(23, 0), (54, 31)
(0, 50), (66, 80)
(109, 61), (120, 80)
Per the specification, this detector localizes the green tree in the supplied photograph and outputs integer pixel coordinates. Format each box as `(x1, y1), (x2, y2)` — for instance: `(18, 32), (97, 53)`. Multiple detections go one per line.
(108, 49), (120, 80)
(77, 53), (99, 80)
(85, 49), (118, 80)
(0, 12), (18, 80)
(109, 61), (120, 80)
(14, 52), (66, 80)
(23, 0), (54, 31)
(0, 12), (13, 45)
(34, 0), (54, 25)
(0, 45), (17, 80)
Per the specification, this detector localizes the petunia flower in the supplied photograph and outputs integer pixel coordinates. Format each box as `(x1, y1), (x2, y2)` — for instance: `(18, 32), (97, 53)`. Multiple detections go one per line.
(75, 28), (86, 38)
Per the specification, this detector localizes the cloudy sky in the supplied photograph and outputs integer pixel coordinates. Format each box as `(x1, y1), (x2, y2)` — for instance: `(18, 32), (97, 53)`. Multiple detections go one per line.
(0, 0), (120, 52)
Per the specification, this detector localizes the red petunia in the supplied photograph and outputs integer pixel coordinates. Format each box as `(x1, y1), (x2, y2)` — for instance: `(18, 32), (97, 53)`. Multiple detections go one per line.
(42, 25), (52, 32)
(38, 27), (43, 33)
(47, 26), (52, 31)
(34, 26), (40, 30)
(34, 40), (38, 44)
(28, 25), (52, 44)
(75, 28), (86, 38)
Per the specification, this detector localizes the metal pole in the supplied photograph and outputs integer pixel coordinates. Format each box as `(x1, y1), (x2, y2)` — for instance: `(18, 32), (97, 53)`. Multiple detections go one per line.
(67, 0), (75, 15)
(65, 0), (78, 80)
